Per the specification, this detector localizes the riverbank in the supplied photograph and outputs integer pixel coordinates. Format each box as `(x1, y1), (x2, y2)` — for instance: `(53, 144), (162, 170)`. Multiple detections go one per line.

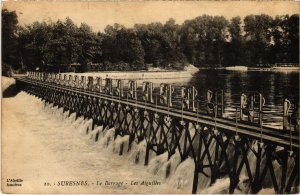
(225, 66), (299, 72)
(68, 64), (199, 80)
(2, 76), (15, 92)
(197, 66), (299, 72)
(248, 66), (299, 72)
(1, 76), (18, 97)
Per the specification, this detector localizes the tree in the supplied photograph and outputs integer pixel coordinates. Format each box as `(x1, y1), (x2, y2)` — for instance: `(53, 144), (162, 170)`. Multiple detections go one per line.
(244, 14), (273, 66)
(224, 16), (244, 66)
(161, 18), (186, 69)
(210, 16), (229, 66)
(114, 28), (144, 70)
(180, 15), (228, 67)
(49, 18), (79, 71)
(18, 22), (53, 70)
(2, 9), (19, 68)
(77, 23), (98, 71)
(286, 14), (299, 63)
(270, 15), (285, 63)
(135, 23), (164, 66)
(180, 20), (197, 65)
(5, 9), (298, 72)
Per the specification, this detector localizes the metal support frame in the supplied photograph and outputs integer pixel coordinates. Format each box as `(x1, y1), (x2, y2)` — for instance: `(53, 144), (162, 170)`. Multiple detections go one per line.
(105, 78), (113, 95)
(116, 79), (124, 97)
(160, 83), (174, 107)
(142, 81), (154, 103)
(181, 86), (198, 111)
(16, 73), (300, 194)
(128, 80), (137, 100)
(207, 89), (224, 117)
(240, 92), (265, 124)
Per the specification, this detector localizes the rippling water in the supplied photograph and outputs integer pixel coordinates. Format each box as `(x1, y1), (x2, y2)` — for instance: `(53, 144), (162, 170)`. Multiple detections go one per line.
(188, 70), (299, 128)
(65, 69), (299, 129)
(139, 69), (298, 128)
(2, 70), (297, 194)
(17, 69), (297, 139)
(143, 70), (296, 129)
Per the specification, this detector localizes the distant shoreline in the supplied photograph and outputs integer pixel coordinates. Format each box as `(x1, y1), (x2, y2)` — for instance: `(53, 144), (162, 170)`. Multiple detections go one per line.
(68, 64), (200, 80)
(197, 66), (299, 72)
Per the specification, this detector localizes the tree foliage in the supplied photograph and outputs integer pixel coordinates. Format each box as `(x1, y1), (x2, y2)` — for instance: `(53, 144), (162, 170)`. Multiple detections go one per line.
(2, 9), (19, 68)
(2, 8), (299, 72)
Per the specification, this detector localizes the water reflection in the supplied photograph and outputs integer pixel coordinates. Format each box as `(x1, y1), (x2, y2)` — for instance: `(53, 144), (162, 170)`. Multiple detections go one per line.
(187, 70), (299, 128)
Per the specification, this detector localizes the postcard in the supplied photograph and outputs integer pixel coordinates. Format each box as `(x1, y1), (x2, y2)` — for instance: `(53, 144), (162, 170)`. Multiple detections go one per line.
(2, 1), (299, 194)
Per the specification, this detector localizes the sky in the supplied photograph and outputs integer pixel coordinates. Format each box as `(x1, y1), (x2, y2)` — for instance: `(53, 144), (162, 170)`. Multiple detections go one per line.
(2, 1), (299, 32)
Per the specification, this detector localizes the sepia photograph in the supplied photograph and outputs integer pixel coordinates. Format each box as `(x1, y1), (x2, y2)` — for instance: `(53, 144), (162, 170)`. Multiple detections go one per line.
(1, 1), (299, 194)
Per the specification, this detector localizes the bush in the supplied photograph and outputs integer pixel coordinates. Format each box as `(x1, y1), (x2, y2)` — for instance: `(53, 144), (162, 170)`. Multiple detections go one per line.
(2, 63), (13, 77)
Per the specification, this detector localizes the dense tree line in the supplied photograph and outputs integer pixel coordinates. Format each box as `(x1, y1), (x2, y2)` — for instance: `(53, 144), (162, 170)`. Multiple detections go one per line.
(2, 9), (299, 73)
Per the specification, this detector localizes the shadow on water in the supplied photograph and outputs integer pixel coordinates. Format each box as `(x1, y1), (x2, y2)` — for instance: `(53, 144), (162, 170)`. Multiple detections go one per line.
(2, 83), (20, 98)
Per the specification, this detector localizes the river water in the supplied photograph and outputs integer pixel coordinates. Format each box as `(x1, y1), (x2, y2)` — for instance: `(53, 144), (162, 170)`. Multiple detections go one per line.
(2, 92), (245, 194)
(188, 70), (299, 128)
(2, 70), (298, 193)
(137, 69), (298, 129)
(61, 69), (299, 129)
(3, 92), (286, 194)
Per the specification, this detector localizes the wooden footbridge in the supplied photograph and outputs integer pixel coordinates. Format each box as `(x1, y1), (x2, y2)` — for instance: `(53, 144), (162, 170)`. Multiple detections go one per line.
(14, 72), (299, 194)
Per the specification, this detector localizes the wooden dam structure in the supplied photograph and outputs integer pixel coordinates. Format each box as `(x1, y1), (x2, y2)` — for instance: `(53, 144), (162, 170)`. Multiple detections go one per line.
(14, 72), (299, 194)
